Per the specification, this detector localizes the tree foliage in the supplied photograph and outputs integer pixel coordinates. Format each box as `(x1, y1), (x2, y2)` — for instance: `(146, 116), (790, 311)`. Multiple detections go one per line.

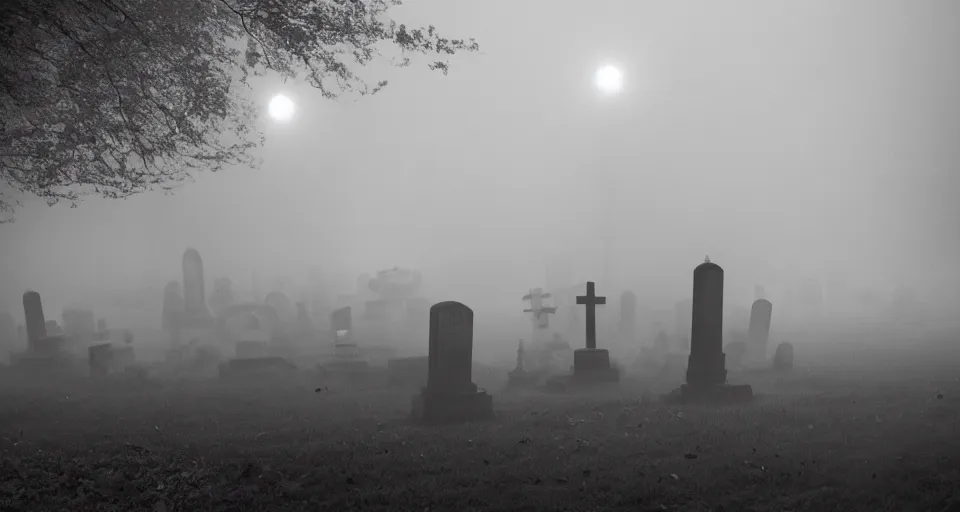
(0, 0), (477, 219)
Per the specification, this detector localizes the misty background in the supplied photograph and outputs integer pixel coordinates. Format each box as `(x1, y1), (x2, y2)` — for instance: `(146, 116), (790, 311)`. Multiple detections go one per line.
(1, 0), (958, 345)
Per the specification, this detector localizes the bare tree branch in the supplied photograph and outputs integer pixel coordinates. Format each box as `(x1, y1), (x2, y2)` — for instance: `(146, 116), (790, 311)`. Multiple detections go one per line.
(0, 0), (478, 220)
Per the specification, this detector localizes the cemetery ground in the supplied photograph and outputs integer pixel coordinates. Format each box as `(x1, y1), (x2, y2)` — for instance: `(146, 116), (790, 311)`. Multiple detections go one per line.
(1, 340), (959, 512)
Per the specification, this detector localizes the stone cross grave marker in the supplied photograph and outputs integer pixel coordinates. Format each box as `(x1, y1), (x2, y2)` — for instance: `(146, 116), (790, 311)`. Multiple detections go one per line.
(576, 282), (606, 350)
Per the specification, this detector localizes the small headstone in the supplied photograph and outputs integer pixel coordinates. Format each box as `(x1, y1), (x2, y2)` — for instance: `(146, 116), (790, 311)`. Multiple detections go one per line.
(772, 342), (794, 372)
(665, 258), (752, 404)
(411, 301), (493, 423)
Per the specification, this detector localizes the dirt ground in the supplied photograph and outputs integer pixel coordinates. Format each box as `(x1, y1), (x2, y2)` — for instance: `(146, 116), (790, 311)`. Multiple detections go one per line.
(1, 339), (958, 512)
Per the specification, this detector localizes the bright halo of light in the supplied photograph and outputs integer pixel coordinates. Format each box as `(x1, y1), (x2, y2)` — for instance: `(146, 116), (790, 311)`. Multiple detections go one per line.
(594, 65), (623, 94)
(268, 94), (296, 122)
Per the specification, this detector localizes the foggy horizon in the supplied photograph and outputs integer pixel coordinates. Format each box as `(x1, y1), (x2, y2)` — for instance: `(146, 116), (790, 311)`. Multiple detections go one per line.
(1, 0), (958, 327)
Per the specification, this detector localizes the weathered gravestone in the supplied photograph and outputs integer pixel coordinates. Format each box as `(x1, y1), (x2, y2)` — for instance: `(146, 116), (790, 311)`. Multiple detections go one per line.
(23, 291), (48, 349)
(747, 299), (773, 364)
(14, 291), (71, 371)
(182, 248), (212, 321)
(617, 290), (638, 339)
(665, 258), (752, 403)
(319, 306), (373, 379)
(772, 342), (794, 371)
(411, 301), (494, 423)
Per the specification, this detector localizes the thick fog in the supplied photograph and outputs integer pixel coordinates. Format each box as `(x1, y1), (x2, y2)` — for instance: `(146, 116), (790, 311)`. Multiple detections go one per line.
(1, 0), (958, 334)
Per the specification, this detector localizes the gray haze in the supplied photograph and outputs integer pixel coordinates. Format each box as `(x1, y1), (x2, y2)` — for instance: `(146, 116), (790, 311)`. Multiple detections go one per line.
(1, 1), (958, 335)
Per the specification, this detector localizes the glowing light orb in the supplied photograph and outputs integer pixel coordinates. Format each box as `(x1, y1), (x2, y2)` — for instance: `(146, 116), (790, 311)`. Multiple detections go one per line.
(268, 94), (296, 122)
(594, 65), (623, 94)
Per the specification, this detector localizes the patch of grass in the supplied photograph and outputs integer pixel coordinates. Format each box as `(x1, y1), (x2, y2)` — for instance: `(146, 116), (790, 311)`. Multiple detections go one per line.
(1, 342), (959, 511)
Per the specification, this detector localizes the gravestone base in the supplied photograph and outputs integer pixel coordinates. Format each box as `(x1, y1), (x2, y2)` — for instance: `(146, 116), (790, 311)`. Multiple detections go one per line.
(219, 357), (298, 382)
(571, 348), (620, 385)
(685, 353), (728, 388)
(410, 389), (494, 424)
(662, 383), (754, 404)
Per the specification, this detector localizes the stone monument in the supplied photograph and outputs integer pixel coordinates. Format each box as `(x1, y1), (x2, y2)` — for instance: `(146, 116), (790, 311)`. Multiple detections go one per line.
(747, 299), (773, 364)
(665, 258), (752, 403)
(411, 301), (494, 423)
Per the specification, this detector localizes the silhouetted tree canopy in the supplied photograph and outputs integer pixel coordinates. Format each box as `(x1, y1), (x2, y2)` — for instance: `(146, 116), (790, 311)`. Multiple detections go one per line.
(0, 0), (477, 218)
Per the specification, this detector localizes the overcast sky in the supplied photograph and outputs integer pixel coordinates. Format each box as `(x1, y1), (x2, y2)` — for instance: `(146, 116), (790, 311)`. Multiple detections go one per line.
(1, 0), (958, 320)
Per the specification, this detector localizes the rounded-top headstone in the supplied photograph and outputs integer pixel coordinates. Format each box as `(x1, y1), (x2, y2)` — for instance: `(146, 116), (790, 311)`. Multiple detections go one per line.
(427, 301), (476, 394)
(691, 261), (724, 354)
(687, 261), (726, 387)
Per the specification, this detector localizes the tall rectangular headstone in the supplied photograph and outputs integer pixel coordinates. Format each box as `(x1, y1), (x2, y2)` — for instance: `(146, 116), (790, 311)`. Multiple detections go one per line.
(413, 301), (493, 423)
(181, 248), (210, 318)
(22, 291), (47, 350)
(426, 302), (475, 394)
(665, 258), (752, 404)
(687, 260), (726, 387)
(747, 299), (773, 362)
